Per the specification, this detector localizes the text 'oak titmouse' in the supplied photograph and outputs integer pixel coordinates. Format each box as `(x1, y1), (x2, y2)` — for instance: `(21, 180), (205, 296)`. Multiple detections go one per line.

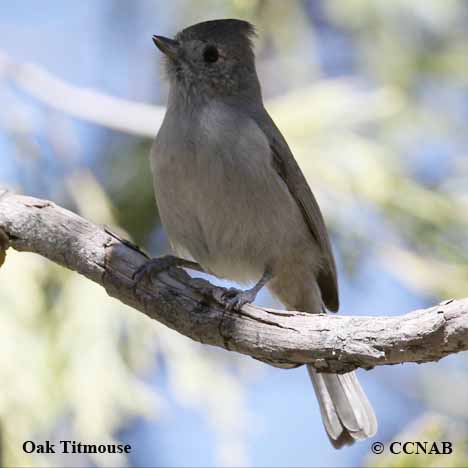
(138, 19), (377, 448)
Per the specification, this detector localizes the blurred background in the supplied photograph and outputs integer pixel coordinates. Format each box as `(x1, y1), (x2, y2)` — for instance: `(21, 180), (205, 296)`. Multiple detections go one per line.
(1, 1), (468, 467)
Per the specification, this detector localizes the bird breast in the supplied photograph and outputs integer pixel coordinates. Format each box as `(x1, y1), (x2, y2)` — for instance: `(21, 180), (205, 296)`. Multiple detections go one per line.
(151, 102), (313, 283)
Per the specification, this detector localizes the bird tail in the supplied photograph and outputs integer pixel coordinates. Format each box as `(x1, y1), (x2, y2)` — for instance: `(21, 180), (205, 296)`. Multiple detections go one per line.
(307, 365), (377, 448)
(267, 279), (377, 447)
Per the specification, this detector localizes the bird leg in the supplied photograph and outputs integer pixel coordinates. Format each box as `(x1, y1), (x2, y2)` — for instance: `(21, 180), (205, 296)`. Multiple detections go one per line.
(220, 267), (272, 311)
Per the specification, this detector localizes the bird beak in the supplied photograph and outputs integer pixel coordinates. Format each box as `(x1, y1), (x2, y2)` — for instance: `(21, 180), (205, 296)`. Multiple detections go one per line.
(152, 35), (180, 60)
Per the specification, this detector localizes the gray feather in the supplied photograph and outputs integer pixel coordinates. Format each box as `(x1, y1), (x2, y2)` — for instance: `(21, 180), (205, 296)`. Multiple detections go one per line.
(308, 366), (377, 448)
(245, 107), (339, 311)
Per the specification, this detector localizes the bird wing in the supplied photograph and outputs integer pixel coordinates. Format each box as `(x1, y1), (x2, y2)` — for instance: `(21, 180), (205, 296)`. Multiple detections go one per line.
(248, 106), (339, 312)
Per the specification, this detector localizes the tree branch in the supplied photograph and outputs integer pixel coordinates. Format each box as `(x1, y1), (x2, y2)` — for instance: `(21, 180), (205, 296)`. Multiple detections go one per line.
(1, 190), (467, 373)
(0, 50), (164, 137)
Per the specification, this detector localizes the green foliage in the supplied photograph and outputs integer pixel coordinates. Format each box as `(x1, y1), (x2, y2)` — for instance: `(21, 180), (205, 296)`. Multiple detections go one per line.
(0, 250), (161, 467)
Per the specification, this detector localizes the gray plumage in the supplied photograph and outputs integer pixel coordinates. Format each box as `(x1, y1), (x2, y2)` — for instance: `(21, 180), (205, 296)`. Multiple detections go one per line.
(150, 19), (377, 448)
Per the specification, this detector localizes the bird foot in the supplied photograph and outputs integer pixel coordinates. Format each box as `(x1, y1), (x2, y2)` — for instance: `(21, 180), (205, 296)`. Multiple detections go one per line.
(132, 255), (184, 285)
(219, 287), (258, 311)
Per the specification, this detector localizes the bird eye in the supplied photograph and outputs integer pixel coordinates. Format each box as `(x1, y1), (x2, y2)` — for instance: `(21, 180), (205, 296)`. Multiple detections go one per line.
(203, 45), (219, 63)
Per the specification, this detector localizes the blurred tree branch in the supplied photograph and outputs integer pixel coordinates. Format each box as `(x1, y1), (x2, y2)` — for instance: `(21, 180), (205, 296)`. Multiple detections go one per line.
(1, 190), (468, 373)
(0, 51), (164, 137)
(0, 50), (396, 139)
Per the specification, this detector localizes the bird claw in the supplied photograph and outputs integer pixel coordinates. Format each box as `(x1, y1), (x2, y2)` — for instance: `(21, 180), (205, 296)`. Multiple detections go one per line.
(220, 287), (257, 312)
(132, 255), (179, 285)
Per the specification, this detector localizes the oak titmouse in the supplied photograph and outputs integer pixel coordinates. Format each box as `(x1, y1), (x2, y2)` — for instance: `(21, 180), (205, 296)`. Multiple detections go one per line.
(137, 19), (377, 448)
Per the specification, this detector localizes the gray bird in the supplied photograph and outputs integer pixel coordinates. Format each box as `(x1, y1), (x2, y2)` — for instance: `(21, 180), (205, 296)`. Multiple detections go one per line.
(136, 19), (377, 448)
